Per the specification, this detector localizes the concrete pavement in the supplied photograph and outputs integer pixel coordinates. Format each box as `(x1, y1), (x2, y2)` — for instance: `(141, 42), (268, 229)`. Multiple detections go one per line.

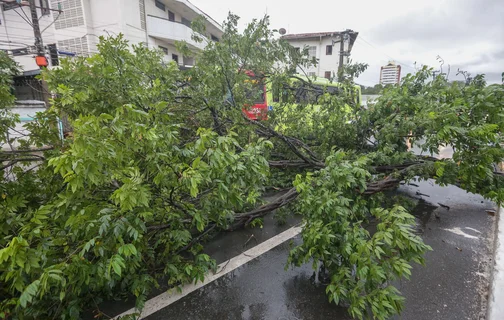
(488, 206), (504, 319)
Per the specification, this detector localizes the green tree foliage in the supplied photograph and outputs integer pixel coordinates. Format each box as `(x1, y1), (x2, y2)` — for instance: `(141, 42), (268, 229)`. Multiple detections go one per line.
(0, 14), (503, 320)
(361, 83), (384, 95)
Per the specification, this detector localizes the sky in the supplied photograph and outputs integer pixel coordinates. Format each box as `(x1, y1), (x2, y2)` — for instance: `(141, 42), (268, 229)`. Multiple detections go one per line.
(191, 0), (504, 85)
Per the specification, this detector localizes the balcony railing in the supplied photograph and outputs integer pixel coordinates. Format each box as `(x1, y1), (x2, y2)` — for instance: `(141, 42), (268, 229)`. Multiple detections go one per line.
(146, 15), (207, 50)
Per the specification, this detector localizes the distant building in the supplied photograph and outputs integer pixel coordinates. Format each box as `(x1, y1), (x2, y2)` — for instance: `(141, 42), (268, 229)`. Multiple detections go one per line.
(282, 30), (358, 79)
(379, 62), (401, 85)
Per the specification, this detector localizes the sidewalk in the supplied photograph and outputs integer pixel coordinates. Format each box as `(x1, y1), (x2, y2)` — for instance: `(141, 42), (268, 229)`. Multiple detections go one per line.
(488, 206), (504, 319)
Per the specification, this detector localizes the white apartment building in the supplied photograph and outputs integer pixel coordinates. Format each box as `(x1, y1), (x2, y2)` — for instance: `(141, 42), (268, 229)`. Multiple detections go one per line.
(0, 0), (223, 75)
(282, 30), (358, 79)
(379, 61), (401, 85)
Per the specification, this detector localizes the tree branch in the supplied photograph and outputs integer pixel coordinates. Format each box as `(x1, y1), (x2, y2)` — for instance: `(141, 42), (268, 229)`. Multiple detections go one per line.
(242, 112), (325, 168)
(0, 157), (45, 171)
(0, 146), (54, 154)
(268, 159), (315, 168)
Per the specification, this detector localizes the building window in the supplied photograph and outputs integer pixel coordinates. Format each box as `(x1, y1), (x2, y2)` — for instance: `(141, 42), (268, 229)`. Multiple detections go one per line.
(39, 0), (50, 15)
(172, 54), (179, 64)
(168, 10), (175, 21)
(324, 71), (331, 79)
(326, 45), (332, 55)
(308, 46), (317, 59)
(181, 17), (191, 27)
(51, 0), (84, 30)
(211, 34), (219, 42)
(158, 46), (168, 55)
(308, 72), (316, 77)
(289, 47), (300, 56)
(139, 0), (146, 30)
(155, 0), (165, 11)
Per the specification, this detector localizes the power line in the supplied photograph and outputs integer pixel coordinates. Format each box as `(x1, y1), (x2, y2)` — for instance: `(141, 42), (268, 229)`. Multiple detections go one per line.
(1, 11), (124, 31)
(0, 24), (150, 43)
(0, 0), (62, 13)
(11, 6), (33, 26)
(356, 36), (417, 72)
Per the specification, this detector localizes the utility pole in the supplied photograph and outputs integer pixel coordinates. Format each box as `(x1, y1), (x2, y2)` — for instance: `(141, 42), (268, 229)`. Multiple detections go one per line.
(29, 0), (44, 59)
(28, 0), (50, 107)
(338, 34), (344, 82)
(338, 30), (351, 82)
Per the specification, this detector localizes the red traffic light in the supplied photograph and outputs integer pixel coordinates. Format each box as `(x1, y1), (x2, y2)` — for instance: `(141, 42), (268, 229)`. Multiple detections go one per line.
(35, 55), (48, 67)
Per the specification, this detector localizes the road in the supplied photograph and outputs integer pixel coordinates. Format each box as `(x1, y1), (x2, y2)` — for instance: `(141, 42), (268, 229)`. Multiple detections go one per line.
(110, 181), (496, 320)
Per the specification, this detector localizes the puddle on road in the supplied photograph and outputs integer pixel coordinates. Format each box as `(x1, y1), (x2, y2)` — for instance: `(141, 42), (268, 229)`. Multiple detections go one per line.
(409, 198), (438, 235)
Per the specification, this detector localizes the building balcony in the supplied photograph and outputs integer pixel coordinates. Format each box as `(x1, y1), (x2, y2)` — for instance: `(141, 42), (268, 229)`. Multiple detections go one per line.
(147, 15), (207, 51)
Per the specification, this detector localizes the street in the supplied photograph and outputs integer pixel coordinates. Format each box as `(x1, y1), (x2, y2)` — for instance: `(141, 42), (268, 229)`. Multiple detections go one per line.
(113, 181), (496, 320)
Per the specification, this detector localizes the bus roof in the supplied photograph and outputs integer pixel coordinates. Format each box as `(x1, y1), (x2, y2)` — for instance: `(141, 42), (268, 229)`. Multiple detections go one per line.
(293, 74), (359, 88)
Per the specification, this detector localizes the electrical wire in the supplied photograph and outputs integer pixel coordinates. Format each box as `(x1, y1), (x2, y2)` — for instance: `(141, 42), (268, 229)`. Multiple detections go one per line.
(12, 7), (32, 26)
(356, 36), (417, 71)
(2, 23), (152, 43)
(41, 12), (60, 34)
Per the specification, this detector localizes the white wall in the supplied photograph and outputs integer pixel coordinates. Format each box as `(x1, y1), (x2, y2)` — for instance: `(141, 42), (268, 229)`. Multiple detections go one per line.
(122, 0), (149, 45)
(147, 15), (205, 50)
(145, 0), (221, 45)
(286, 39), (319, 76)
(6, 101), (47, 150)
(151, 38), (183, 64)
(86, 0), (122, 52)
(286, 36), (351, 79)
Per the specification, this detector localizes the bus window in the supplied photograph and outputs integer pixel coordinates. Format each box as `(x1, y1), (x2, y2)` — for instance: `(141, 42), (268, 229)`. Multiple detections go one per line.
(326, 86), (340, 95)
(245, 81), (265, 104)
(272, 83), (280, 102)
(294, 85), (323, 104)
(243, 77), (268, 120)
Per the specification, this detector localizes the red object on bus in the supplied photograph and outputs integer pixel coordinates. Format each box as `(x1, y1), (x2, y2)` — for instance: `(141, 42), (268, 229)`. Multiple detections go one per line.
(242, 71), (268, 121)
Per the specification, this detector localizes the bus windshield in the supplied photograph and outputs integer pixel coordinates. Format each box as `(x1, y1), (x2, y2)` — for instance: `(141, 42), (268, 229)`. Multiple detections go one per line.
(245, 81), (265, 104)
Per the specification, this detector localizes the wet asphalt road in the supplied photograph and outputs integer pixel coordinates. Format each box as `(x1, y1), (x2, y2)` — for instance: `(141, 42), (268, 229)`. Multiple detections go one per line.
(142, 181), (496, 320)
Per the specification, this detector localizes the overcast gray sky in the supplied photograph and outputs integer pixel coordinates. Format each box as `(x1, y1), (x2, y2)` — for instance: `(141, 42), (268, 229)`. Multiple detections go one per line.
(192, 0), (504, 85)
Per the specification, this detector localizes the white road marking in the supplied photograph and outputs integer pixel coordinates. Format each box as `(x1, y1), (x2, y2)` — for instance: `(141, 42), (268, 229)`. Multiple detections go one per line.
(113, 226), (302, 319)
(465, 227), (481, 234)
(443, 227), (479, 240)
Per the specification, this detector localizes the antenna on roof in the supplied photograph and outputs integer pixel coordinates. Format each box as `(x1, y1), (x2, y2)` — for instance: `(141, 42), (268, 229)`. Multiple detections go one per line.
(279, 28), (287, 35)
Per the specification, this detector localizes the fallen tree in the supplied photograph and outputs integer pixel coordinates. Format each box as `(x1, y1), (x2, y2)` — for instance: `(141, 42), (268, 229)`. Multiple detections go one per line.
(1, 14), (503, 320)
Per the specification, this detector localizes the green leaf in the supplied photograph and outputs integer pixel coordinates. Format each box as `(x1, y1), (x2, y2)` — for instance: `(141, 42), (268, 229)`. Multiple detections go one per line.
(19, 280), (40, 308)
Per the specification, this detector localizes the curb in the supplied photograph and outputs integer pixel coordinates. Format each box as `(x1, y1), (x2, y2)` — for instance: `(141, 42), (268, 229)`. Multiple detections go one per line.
(488, 206), (504, 319)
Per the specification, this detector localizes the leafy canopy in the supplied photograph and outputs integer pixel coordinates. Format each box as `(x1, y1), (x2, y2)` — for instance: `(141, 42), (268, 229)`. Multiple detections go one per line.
(0, 13), (503, 320)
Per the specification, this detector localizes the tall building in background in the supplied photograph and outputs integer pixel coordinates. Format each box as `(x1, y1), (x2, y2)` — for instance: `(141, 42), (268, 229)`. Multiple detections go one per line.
(282, 29), (358, 79)
(379, 61), (401, 85)
(0, 0), (222, 99)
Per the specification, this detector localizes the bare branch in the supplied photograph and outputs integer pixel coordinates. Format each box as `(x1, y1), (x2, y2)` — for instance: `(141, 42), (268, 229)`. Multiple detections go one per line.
(0, 147), (54, 154)
(0, 157), (45, 171)
(242, 112), (325, 168)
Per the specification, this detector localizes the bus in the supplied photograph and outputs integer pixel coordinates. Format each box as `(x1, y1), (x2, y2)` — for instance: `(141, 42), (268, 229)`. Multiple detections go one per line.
(243, 74), (361, 121)
(242, 71), (268, 121)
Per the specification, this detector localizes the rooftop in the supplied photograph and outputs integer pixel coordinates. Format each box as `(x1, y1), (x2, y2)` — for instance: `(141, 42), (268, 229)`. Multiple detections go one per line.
(281, 30), (359, 47)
